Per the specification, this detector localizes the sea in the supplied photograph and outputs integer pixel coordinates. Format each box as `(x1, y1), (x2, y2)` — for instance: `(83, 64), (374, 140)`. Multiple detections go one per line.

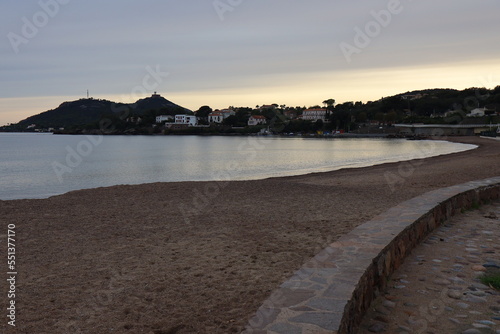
(0, 133), (477, 200)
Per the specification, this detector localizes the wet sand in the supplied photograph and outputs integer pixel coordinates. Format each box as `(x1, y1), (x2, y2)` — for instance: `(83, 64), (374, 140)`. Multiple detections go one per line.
(0, 136), (499, 334)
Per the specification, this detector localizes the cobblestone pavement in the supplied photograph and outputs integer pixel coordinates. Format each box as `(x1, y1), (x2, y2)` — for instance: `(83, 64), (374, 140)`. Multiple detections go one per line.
(358, 200), (500, 334)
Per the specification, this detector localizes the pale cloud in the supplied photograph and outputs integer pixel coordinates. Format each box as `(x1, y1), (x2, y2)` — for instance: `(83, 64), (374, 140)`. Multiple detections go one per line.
(1, 0), (499, 125)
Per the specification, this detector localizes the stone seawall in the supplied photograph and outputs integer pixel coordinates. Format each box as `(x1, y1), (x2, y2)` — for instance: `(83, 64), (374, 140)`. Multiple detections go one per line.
(243, 177), (500, 334)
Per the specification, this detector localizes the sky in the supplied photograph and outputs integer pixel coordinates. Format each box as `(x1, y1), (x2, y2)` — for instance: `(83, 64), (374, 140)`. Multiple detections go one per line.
(1, 0), (500, 125)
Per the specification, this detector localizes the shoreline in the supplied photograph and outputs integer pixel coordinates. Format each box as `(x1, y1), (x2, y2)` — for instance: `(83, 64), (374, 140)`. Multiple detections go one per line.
(0, 136), (498, 333)
(1, 136), (478, 201)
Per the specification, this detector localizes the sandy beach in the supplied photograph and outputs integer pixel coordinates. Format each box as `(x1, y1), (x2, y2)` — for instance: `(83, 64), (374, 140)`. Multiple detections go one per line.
(0, 136), (499, 334)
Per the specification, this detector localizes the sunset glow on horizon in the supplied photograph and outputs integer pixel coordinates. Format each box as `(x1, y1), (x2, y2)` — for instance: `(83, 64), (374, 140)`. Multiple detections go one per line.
(1, 1), (499, 125)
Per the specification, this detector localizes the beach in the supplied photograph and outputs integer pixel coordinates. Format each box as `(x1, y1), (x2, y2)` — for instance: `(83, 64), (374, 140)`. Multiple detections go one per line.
(1, 136), (499, 334)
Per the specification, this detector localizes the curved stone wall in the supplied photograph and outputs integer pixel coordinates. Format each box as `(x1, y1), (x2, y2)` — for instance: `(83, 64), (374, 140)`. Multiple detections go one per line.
(243, 177), (500, 334)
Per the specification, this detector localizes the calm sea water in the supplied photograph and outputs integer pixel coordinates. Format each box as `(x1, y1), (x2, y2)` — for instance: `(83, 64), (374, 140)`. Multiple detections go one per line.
(0, 133), (476, 200)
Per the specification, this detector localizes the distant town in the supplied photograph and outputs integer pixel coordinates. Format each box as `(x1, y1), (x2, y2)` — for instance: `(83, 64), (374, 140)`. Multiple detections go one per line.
(2, 87), (500, 137)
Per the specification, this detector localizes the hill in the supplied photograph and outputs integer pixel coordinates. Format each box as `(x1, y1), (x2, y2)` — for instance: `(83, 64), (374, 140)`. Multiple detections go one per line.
(133, 93), (189, 113)
(2, 86), (499, 134)
(4, 94), (191, 131)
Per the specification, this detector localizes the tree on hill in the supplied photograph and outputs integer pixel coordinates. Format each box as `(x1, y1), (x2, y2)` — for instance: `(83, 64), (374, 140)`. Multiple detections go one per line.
(329, 109), (351, 130)
(8, 94), (191, 130)
(196, 106), (212, 119)
(323, 99), (336, 110)
(15, 99), (117, 129)
(223, 115), (239, 127)
(356, 112), (368, 123)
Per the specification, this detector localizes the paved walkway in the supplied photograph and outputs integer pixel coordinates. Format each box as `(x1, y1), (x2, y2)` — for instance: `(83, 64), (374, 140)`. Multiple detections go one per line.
(357, 201), (500, 334)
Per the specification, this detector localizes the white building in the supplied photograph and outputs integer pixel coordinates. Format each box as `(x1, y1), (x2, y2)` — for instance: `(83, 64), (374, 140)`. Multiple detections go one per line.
(208, 109), (236, 124)
(174, 114), (198, 126)
(156, 115), (173, 123)
(248, 115), (267, 126)
(220, 109), (236, 118)
(208, 113), (224, 124)
(302, 108), (328, 122)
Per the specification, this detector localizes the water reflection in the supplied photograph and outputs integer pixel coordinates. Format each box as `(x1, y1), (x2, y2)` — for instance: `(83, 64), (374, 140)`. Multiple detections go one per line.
(0, 134), (476, 200)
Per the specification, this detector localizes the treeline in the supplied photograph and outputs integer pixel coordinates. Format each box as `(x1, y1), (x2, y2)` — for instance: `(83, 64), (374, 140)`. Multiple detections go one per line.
(2, 86), (500, 134)
(265, 86), (500, 132)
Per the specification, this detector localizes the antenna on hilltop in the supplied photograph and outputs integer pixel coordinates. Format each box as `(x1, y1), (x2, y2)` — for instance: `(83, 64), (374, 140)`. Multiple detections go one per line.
(87, 89), (89, 99)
